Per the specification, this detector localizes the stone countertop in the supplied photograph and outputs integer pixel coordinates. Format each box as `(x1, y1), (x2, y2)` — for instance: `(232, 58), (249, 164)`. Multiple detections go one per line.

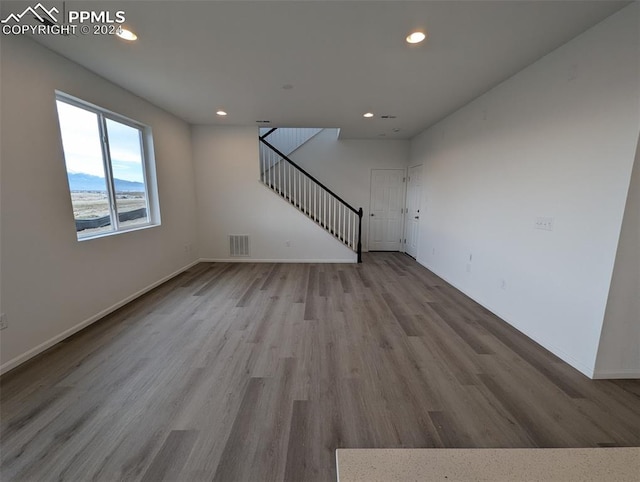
(336, 448), (640, 482)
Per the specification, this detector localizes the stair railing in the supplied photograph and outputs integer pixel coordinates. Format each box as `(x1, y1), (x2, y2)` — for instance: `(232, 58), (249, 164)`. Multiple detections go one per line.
(259, 128), (363, 263)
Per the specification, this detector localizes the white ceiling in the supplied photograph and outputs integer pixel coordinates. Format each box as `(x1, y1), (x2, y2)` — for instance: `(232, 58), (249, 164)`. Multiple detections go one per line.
(4, 0), (630, 138)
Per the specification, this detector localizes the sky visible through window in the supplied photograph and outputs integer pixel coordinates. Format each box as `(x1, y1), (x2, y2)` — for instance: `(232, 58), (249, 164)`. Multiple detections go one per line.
(56, 101), (144, 184)
(56, 98), (151, 237)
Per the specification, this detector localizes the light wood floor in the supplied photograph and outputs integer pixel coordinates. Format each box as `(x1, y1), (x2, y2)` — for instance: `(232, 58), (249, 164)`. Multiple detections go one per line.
(1, 253), (639, 481)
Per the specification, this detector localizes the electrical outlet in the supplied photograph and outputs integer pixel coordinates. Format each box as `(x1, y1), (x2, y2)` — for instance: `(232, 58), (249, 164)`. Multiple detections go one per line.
(0, 313), (7, 330)
(534, 217), (554, 231)
(432, 248), (435, 255)
(500, 279), (507, 290)
(285, 240), (291, 248)
(466, 263), (472, 273)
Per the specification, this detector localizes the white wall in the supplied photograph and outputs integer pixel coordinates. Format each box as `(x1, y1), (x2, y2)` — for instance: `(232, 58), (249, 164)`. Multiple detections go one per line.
(595, 135), (640, 378)
(192, 126), (356, 262)
(0, 36), (199, 373)
(289, 129), (409, 251)
(409, 4), (639, 377)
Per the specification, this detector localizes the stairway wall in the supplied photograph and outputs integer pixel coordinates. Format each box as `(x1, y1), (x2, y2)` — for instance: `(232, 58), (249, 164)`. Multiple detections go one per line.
(192, 125), (356, 262)
(259, 127), (323, 163)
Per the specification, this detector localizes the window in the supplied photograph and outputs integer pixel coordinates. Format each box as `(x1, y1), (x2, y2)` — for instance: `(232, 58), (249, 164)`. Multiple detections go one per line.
(55, 93), (159, 239)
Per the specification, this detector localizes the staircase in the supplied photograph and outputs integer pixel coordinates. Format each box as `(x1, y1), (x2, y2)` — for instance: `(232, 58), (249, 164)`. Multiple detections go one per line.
(259, 128), (363, 262)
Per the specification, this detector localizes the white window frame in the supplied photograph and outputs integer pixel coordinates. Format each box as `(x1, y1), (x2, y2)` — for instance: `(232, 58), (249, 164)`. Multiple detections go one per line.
(55, 91), (161, 240)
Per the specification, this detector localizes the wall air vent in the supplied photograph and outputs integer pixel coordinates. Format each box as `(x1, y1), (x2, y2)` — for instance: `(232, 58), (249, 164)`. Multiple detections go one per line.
(229, 235), (250, 257)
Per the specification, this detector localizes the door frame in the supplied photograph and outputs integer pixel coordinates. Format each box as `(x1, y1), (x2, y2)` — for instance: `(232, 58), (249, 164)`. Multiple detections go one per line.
(403, 164), (423, 258)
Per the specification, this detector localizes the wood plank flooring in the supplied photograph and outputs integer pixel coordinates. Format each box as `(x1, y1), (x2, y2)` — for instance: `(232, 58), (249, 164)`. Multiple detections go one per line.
(1, 253), (639, 481)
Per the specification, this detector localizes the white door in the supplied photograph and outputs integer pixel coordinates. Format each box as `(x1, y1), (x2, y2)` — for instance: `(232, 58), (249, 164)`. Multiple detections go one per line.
(368, 169), (405, 251)
(404, 165), (422, 258)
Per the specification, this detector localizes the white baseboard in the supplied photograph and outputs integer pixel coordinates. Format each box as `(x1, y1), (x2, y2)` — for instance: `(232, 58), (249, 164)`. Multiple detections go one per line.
(592, 369), (640, 379)
(0, 260), (199, 376)
(416, 260), (596, 379)
(199, 258), (357, 263)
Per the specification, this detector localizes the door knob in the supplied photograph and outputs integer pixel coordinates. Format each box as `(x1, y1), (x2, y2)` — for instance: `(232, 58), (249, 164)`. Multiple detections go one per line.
(370, 213), (374, 216)
(414, 216), (419, 219)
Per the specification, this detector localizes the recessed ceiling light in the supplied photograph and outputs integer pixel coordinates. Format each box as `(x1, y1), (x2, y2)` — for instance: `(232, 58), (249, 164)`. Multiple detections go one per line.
(282, 84), (294, 90)
(406, 31), (426, 44)
(116, 28), (137, 41)
(363, 112), (374, 118)
(216, 110), (228, 116)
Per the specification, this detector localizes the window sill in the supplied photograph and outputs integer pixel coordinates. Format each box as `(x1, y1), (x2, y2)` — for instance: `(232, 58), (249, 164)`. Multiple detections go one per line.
(77, 222), (161, 242)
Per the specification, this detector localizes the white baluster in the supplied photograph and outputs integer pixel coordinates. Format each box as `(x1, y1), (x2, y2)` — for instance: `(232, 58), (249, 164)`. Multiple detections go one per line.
(333, 197), (336, 234)
(343, 206), (347, 243)
(260, 145), (264, 183)
(352, 211), (356, 248)
(323, 190), (326, 228)
(353, 211), (356, 248)
(339, 202), (342, 240)
(327, 194), (335, 233)
(270, 150), (274, 189)
(331, 196), (338, 237)
(345, 206), (348, 243)
(264, 147), (268, 185)
(340, 205), (343, 242)
(354, 211), (357, 249)
(288, 164), (291, 202)
(342, 205), (345, 242)
(350, 211), (353, 248)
